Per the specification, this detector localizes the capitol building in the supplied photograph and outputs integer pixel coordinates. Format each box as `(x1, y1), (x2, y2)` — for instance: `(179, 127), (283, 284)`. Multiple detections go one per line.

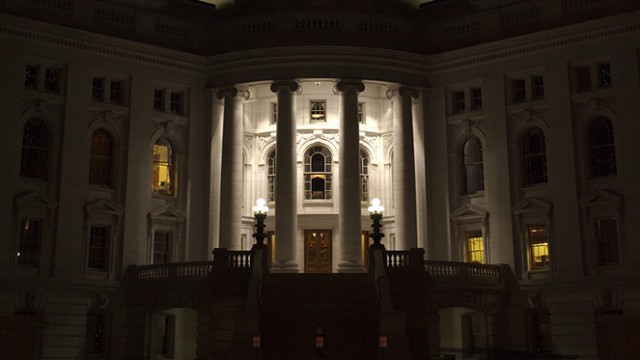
(1, 0), (639, 359)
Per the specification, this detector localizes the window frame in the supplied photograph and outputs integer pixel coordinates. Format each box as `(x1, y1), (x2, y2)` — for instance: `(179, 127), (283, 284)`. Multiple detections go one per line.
(89, 129), (114, 187)
(587, 117), (617, 178)
(462, 137), (484, 195)
(310, 100), (327, 122)
(360, 149), (369, 202)
(527, 224), (550, 271)
(523, 127), (548, 186)
(303, 146), (333, 200)
(20, 118), (49, 180)
(466, 229), (484, 264)
(152, 137), (175, 196)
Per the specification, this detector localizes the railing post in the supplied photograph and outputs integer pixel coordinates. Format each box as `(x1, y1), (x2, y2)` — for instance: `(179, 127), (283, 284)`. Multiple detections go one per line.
(408, 248), (425, 272)
(212, 248), (229, 272)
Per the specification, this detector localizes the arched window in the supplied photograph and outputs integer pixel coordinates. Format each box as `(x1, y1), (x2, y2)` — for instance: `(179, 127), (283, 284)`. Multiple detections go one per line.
(267, 150), (276, 202)
(20, 119), (48, 179)
(152, 137), (173, 195)
(360, 149), (369, 202)
(463, 137), (484, 194)
(523, 127), (548, 185)
(588, 117), (617, 177)
(304, 146), (332, 200)
(89, 129), (114, 187)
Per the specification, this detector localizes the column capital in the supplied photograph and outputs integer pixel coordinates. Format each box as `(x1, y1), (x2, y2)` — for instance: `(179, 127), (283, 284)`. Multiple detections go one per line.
(217, 86), (250, 100)
(336, 80), (365, 93)
(270, 80), (299, 93)
(386, 85), (420, 100)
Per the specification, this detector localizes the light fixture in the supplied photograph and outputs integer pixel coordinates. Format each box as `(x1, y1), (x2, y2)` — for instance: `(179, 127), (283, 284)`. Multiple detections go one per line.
(368, 198), (385, 249)
(368, 197), (385, 215)
(252, 198), (269, 247)
(252, 197), (269, 215)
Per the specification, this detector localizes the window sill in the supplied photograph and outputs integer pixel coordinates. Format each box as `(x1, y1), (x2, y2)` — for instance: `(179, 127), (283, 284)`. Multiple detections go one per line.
(303, 200), (333, 207)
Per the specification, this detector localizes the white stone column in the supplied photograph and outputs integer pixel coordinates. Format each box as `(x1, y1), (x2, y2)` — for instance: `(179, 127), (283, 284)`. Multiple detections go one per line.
(389, 86), (419, 249)
(270, 80), (299, 272)
(337, 80), (366, 272)
(217, 87), (247, 249)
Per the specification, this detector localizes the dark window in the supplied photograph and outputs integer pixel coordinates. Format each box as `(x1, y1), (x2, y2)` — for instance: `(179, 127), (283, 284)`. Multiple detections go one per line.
(310, 100), (326, 121)
(588, 117), (617, 177)
(523, 127), (548, 185)
(576, 66), (591, 91)
(452, 91), (465, 113)
(360, 149), (369, 202)
(20, 119), (48, 179)
(595, 218), (619, 266)
(463, 137), (484, 194)
(153, 89), (164, 111)
(110, 81), (123, 104)
(153, 232), (171, 264)
(532, 76), (544, 98)
(44, 68), (60, 92)
(25, 65), (38, 88)
(92, 78), (104, 100)
(470, 88), (482, 110)
(304, 146), (332, 200)
(88, 226), (109, 270)
(89, 129), (114, 187)
(512, 79), (526, 102)
(170, 92), (183, 114)
(598, 63), (612, 88)
(18, 219), (41, 266)
(267, 150), (276, 202)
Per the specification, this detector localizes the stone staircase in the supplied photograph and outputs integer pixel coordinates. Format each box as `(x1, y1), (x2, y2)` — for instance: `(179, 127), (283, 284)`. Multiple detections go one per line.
(259, 273), (379, 360)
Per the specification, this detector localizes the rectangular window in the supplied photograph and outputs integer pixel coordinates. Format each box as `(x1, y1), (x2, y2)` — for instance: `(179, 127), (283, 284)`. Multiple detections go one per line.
(25, 65), (38, 89)
(18, 219), (41, 267)
(598, 63), (612, 88)
(153, 89), (165, 111)
(528, 224), (550, 270)
(595, 218), (619, 265)
(452, 91), (465, 114)
(576, 66), (591, 91)
(470, 88), (482, 110)
(110, 81), (123, 104)
(170, 92), (183, 114)
(532, 76), (544, 99)
(358, 102), (365, 123)
(44, 68), (60, 92)
(88, 226), (109, 271)
(512, 79), (526, 102)
(466, 230), (484, 263)
(153, 232), (171, 264)
(310, 100), (326, 121)
(270, 102), (278, 124)
(92, 78), (104, 100)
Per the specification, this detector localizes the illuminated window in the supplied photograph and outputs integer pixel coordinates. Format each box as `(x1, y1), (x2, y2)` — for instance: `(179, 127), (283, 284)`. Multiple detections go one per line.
(310, 100), (326, 121)
(360, 149), (369, 202)
(463, 137), (484, 194)
(528, 224), (550, 270)
(18, 219), (41, 267)
(532, 76), (544, 99)
(595, 218), (619, 266)
(88, 226), (109, 271)
(44, 68), (60, 92)
(523, 127), (548, 185)
(267, 150), (276, 202)
(304, 146), (332, 200)
(452, 91), (465, 113)
(576, 66), (591, 91)
(152, 138), (173, 195)
(598, 63), (612, 88)
(466, 230), (484, 263)
(153, 232), (171, 264)
(25, 65), (38, 88)
(512, 79), (526, 102)
(89, 129), (114, 187)
(270, 102), (278, 124)
(588, 117), (617, 177)
(92, 78), (104, 100)
(20, 119), (48, 179)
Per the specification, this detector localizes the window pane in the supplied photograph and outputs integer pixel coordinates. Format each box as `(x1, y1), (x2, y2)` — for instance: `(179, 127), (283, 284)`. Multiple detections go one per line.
(513, 79), (526, 102)
(532, 76), (544, 98)
(596, 218), (619, 265)
(304, 146), (332, 199)
(576, 67), (591, 91)
(154, 89), (164, 110)
(463, 137), (484, 194)
(25, 65), (38, 88)
(310, 100), (326, 121)
(153, 138), (173, 194)
(467, 230), (484, 263)
(154, 232), (170, 264)
(110, 81), (122, 104)
(524, 127), (548, 185)
(528, 225), (549, 270)
(588, 118), (617, 177)
(44, 68), (60, 92)
(21, 119), (48, 179)
(92, 78), (104, 100)
(452, 91), (465, 113)
(88, 226), (109, 270)
(267, 150), (276, 202)
(89, 129), (114, 187)
(598, 63), (612, 88)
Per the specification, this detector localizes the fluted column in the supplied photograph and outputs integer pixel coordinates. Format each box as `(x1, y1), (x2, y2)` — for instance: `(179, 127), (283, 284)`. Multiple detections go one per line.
(337, 80), (366, 272)
(217, 87), (247, 249)
(389, 86), (419, 249)
(270, 80), (299, 273)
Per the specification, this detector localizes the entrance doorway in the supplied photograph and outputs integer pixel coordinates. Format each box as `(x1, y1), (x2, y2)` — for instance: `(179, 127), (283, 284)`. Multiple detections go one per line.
(304, 230), (332, 273)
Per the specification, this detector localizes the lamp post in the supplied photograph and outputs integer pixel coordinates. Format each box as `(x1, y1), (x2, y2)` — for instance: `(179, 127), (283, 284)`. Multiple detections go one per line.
(252, 198), (269, 249)
(368, 198), (385, 249)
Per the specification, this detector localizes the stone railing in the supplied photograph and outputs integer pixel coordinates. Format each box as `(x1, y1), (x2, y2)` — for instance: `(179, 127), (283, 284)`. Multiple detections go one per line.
(132, 261), (215, 281)
(212, 248), (252, 272)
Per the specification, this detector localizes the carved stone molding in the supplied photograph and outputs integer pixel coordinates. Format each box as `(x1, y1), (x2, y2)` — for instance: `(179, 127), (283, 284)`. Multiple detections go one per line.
(20, 98), (63, 121)
(573, 97), (615, 120)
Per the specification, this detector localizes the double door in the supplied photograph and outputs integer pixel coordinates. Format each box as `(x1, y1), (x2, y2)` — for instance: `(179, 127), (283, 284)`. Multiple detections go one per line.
(304, 230), (332, 273)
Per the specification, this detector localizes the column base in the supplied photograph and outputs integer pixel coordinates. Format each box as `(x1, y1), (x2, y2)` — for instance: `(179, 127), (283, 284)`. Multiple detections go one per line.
(270, 261), (299, 273)
(337, 261), (367, 273)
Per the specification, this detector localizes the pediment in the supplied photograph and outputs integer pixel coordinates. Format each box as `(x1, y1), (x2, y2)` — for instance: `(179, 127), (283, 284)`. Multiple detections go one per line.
(149, 205), (186, 222)
(513, 197), (552, 215)
(85, 198), (124, 216)
(14, 191), (57, 210)
(580, 190), (622, 208)
(451, 203), (487, 222)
